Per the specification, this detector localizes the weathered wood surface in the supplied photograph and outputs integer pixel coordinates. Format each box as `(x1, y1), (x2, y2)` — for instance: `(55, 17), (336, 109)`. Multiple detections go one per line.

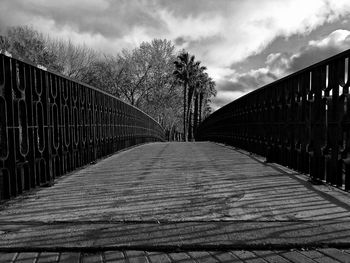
(1, 142), (350, 250)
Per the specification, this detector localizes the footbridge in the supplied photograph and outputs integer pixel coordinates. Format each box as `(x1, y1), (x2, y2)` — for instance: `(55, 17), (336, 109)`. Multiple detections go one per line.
(1, 51), (350, 262)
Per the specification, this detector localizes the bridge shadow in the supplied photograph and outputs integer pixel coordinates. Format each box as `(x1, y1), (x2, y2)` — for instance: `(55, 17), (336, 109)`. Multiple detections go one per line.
(0, 142), (350, 249)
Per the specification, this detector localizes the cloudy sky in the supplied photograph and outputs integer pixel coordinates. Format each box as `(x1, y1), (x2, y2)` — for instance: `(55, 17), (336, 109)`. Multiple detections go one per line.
(1, 0), (350, 110)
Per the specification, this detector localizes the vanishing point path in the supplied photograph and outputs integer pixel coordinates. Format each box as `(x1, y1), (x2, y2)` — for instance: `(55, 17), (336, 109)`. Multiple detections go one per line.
(2, 142), (350, 262)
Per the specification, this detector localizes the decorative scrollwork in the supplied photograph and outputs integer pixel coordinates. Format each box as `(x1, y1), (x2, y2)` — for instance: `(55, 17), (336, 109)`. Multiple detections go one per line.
(196, 49), (350, 191)
(0, 53), (165, 200)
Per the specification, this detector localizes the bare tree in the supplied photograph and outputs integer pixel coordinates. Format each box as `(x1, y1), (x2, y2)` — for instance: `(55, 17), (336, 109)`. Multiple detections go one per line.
(1, 25), (212, 141)
(1, 25), (59, 70)
(47, 39), (98, 82)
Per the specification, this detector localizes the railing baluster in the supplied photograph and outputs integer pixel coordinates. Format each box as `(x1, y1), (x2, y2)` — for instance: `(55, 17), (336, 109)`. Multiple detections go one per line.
(196, 49), (350, 191)
(0, 52), (165, 201)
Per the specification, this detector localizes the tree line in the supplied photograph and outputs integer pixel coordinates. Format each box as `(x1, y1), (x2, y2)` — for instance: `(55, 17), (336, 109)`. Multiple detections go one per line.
(0, 26), (216, 141)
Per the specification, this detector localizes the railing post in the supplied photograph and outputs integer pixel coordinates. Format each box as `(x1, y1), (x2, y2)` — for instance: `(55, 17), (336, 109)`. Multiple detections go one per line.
(195, 49), (350, 191)
(0, 52), (166, 201)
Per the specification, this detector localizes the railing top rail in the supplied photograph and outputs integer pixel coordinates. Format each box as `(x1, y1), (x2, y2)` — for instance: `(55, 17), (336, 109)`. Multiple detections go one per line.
(0, 50), (164, 130)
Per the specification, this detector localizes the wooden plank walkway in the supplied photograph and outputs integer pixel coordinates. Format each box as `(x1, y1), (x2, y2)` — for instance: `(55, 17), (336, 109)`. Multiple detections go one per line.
(1, 142), (350, 262)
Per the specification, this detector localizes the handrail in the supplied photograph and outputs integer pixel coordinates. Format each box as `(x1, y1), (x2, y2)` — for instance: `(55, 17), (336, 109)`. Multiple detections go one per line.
(196, 49), (350, 191)
(0, 52), (165, 200)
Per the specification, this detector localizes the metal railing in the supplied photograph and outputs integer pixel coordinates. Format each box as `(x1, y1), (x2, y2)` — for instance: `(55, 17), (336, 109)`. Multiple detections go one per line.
(196, 49), (350, 190)
(0, 53), (165, 200)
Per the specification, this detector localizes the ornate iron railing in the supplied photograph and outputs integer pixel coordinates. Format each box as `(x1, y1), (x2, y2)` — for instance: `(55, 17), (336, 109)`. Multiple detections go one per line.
(0, 53), (165, 200)
(196, 49), (350, 190)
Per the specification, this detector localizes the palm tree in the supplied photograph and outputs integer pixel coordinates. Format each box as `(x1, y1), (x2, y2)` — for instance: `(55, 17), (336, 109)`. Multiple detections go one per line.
(193, 72), (207, 131)
(174, 51), (216, 141)
(186, 61), (207, 139)
(173, 51), (195, 141)
(188, 64), (207, 139)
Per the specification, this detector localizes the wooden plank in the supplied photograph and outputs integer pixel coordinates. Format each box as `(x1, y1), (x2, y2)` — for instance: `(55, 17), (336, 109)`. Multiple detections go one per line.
(37, 252), (59, 263)
(231, 250), (268, 263)
(167, 252), (195, 263)
(0, 253), (18, 263)
(209, 251), (244, 262)
(187, 251), (218, 263)
(146, 252), (172, 263)
(278, 251), (316, 263)
(58, 252), (81, 263)
(14, 252), (39, 263)
(104, 251), (125, 262)
(299, 250), (339, 263)
(81, 253), (103, 263)
(252, 250), (290, 263)
(318, 248), (350, 262)
(124, 251), (148, 263)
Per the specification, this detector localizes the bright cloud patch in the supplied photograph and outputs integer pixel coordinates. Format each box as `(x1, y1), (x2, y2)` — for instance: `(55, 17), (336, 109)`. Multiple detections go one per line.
(309, 29), (350, 49)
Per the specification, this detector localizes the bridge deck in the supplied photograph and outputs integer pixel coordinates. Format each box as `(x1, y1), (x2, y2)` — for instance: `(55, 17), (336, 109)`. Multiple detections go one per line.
(1, 142), (350, 261)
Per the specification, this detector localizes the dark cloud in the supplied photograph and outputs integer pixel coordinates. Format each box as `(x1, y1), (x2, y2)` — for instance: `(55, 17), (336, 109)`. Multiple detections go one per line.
(265, 30), (350, 74)
(217, 79), (245, 92)
(240, 70), (277, 88)
(156, 0), (233, 17)
(0, 0), (168, 38)
(220, 29), (350, 93)
(289, 46), (348, 72)
(0, 0), (235, 40)
(186, 34), (224, 49)
(214, 29), (350, 109)
(174, 36), (187, 46)
(216, 69), (277, 95)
